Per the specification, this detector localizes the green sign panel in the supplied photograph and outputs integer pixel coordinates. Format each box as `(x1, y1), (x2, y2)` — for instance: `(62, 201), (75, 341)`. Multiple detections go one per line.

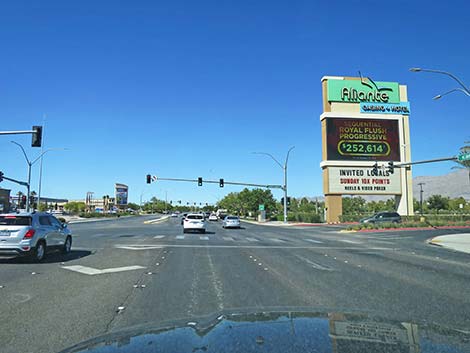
(458, 153), (470, 162)
(327, 79), (400, 104)
(258, 204), (265, 211)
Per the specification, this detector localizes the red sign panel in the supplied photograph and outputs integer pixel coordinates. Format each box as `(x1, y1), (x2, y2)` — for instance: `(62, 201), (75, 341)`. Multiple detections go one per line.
(326, 118), (400, 161)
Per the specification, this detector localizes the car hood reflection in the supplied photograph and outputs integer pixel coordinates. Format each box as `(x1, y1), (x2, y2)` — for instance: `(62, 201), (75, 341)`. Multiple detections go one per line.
(59, 309), (470, 353)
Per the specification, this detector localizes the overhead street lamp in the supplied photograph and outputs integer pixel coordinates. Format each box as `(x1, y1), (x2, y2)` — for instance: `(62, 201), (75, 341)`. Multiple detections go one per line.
(409, 67), (470, 99)
(11, 141), (67, 212)
(253, 146), (295, 224)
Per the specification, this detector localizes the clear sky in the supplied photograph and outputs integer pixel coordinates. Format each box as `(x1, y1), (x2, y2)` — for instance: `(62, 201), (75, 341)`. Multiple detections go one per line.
(1, 0), (469, 205)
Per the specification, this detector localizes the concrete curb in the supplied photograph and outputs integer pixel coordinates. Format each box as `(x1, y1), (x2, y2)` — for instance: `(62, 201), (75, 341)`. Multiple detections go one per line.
(144, 216), (170, 224)
(426, 233), (470, 255)
(67, 216), (133, 224)
(240, 219), (294, 227)
(351, 225), (470, 233)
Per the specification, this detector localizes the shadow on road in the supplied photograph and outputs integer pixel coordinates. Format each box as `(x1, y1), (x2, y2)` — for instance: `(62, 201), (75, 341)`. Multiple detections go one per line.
(0, 250), (93, 265)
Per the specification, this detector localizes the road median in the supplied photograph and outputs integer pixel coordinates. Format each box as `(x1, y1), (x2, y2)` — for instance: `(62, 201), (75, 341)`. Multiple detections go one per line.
(428, 233), (470, 254)
(144, 215), (171, 224)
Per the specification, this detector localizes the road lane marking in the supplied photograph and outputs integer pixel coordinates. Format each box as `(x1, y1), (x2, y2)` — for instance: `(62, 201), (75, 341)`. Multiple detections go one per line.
(176, 235), (185, 240)
(336, 239), (362, 244)
(62, 265), (146, 275)
(295, 254), (334, 271)
(246, 237), (259, 242)
(115, 246), (164, 250)
(269, 238), (285, 243)
(115, 244), (392, 250)
(304, 239), (323, 244)
(154, 235), (166, 239)
(200, 236), (209, 240)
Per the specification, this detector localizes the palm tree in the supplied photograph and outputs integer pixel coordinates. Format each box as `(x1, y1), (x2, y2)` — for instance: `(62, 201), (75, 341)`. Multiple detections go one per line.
(453, 141), (470, 185)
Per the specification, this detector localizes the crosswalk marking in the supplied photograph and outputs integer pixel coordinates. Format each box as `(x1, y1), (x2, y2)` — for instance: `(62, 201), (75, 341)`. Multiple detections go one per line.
(154, 235), (165, 239)
(246, 237), (259, 242)
(304, 239), (323, 244)
(176, 235), (185, 240)
(200, 236), (209, 240)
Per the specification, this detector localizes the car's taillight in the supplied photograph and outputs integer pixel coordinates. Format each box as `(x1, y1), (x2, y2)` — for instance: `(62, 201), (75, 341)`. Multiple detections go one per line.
(23, 229), (35, 239)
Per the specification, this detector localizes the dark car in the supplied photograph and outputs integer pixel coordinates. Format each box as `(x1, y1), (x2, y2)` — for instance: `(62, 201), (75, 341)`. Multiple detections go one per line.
(360, 211), (401, 224)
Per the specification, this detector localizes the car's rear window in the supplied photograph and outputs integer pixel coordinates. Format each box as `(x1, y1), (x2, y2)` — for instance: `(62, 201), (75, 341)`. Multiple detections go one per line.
(0, 216), (32, 226)
(187, 215), (204, 220)
(227, 216), (239, 220)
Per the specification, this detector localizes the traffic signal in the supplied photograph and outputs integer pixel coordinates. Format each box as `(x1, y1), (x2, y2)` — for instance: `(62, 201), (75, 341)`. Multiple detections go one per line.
(287, 197), (291, 206)
(388, 161), (394, 174)
(146, 174), (151, 184)
(21, 195), (27, 208)
(0, 171), (3, 182)
(198, 177), (203, 186)
(219, 178), (224, 187)
(31, 125), (43, 147)
(281, 197), (284, 205)
(372, 162), (378, 176)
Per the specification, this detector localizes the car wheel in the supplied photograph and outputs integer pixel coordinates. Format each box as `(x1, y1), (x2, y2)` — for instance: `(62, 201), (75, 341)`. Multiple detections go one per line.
(33, 241), (46, 262)
(201, 229), (206, 234)
(183, 229), (187, 234)
(62, 236), (72, 254)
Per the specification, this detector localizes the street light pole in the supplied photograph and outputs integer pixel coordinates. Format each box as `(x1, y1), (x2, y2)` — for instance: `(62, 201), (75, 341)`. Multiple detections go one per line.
(409, 68), (470, 99)
(11, 141), (67, 212)
(253, 146), (295, 224)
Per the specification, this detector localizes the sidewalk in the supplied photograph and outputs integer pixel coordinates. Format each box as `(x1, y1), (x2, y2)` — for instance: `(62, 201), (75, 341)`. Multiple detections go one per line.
(428, 233), (470, 255)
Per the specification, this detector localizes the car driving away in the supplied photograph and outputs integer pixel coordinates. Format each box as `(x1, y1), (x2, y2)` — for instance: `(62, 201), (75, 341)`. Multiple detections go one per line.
(183, 213), (206, 233)
(222, 215), (241, 229)
(208, 213), (218, 221)
(0, 212), (72, 262)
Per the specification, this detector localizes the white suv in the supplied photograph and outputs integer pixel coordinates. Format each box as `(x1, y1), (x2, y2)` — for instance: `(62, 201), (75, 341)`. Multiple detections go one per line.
(183, 213), (206, 234)
(0, 212), (73, 261)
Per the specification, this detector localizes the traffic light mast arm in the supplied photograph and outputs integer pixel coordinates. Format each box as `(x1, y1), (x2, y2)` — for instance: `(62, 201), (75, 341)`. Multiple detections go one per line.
(1, 174), (29, 187)
(0, 130), (36, 135)
(151, 176), (283, 189)
(395, 156), (458, 167)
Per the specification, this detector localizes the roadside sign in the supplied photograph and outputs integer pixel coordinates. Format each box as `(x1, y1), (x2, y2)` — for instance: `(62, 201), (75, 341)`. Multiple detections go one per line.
(458, 153), (470, 162)
(258, 204), (265, 211)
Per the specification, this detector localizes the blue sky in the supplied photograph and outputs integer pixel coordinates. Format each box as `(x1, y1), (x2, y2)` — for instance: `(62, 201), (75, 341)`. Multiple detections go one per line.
(1, 0), (469, 204)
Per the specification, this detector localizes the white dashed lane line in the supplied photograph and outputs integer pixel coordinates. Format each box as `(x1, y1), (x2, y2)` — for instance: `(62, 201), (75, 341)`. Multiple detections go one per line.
(304, 239), (323, 244)
(246, 237), (259, 242)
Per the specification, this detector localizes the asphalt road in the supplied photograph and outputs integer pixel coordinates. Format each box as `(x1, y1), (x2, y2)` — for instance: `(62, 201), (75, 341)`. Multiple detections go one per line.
(1, 215), (470, 353)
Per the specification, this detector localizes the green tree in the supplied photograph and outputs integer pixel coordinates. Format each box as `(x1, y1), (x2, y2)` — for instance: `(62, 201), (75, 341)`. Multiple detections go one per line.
(427, 194), (449, 213)
(126, 202), (140, 211)
(64, 201), (86, 214)
(342, 196), (367, 214)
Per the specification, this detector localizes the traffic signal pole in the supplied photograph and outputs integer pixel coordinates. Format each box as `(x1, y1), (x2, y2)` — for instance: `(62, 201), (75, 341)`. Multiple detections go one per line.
(149, 176), (283, 190)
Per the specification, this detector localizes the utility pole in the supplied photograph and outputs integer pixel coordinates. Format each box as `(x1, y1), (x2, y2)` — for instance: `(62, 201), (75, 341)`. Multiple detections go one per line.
(418, 182), (425, 215)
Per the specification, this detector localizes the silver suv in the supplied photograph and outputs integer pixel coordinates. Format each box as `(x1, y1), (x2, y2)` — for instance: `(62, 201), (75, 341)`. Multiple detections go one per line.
(0, 212), (72, 261)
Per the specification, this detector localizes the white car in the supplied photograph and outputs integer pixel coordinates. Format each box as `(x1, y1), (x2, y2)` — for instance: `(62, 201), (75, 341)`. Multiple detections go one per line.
(170, 213), (178, 217)
(208, 214), (218, 221)
(222, 215), (241, 229)
(183, 214), (206, 233)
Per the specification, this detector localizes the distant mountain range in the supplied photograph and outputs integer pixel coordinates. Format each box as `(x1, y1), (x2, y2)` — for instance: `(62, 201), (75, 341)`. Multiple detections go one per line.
(303, 168), (470, 202)
(413, 168), (469, 200)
